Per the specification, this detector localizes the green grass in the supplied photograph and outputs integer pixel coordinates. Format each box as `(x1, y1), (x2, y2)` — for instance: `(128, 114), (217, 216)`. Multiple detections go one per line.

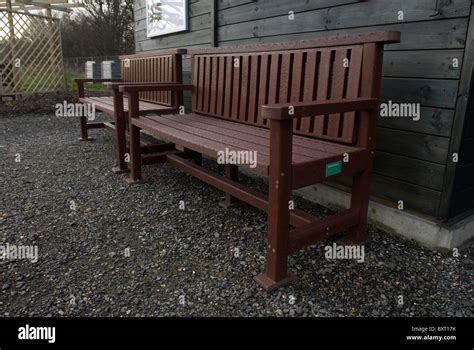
(7, 70), (108, 93)
(16, 69), (64, 91)
(65, 71), (108, 92)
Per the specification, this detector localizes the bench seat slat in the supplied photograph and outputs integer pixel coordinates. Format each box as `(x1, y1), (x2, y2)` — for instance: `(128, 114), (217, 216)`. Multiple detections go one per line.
(151, 114), (310, 162)
(148, 114), (282, 163)
(79, 96), (176, 114)
(136, 113), (362, 175)
(155, 113), (348, 160)
(133, 115), (270, 173)
(167, 112), (356, 155)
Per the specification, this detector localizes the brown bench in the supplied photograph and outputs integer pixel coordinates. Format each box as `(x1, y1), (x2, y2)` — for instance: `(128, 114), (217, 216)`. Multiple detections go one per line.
(75, 49), (186, 173)
(119, 32), (400, 291)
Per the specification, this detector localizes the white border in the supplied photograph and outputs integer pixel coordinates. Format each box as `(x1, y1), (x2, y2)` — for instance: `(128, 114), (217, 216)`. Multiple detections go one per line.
(146, 0), (188, 38)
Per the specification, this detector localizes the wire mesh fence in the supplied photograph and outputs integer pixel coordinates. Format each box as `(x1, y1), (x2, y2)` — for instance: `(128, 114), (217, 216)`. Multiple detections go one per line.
(63, 56), (120, 77)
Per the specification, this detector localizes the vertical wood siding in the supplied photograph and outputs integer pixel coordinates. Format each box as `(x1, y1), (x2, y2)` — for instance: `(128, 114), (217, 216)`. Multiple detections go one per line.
(133, 0), (473, 219)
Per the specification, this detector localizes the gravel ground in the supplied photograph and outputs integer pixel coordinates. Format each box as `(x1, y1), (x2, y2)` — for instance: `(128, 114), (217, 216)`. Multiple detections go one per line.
(0, 96), (473, 317)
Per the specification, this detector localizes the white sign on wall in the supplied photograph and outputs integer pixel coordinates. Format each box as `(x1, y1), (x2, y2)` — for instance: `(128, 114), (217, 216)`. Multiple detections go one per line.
(146, 0), (188, 38)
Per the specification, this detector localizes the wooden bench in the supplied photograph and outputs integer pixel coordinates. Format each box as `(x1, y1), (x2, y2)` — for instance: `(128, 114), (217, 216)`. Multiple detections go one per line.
(119, 32), (400, 291)
(75, 49), (186, 173)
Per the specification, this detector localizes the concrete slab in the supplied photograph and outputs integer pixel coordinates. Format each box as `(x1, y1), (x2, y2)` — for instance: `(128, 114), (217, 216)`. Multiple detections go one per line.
(295, 183), (474, 250)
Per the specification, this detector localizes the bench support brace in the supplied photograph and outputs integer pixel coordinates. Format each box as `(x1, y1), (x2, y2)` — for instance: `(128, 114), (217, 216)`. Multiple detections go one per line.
(166, 154), (315, 227)
(164, 151), (365, 291)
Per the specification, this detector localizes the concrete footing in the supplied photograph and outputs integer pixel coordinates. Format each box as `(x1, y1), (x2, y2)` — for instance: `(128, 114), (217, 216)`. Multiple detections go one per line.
(295, 184), (474, 250)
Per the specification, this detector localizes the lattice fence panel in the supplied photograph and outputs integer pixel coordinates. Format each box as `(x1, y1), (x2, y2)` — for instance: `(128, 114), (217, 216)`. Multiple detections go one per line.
(0, 10), (64, 96)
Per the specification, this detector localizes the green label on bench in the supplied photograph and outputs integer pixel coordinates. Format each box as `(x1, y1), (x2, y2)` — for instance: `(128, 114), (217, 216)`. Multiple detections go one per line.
(326, 161), (342, 177)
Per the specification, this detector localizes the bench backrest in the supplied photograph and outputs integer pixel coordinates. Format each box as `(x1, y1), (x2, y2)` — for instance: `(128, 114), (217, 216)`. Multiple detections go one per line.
(120, 49), (186, 107)
(190, 32), (399, 145)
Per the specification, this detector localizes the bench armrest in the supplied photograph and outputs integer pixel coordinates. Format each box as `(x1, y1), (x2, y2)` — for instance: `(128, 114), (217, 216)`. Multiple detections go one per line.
(74, 78), (122, 84)
(106, 81), (181, 90)
(262, 98), (379, 120)
(119, 83), (194, 93)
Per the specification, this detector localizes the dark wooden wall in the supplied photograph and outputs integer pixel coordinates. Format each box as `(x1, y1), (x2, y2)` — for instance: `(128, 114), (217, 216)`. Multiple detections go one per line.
(451, 55), (474, 217)
(451, 91), (474, 217)
(133, 0), (474, 220)
(444, 3), (474, 220)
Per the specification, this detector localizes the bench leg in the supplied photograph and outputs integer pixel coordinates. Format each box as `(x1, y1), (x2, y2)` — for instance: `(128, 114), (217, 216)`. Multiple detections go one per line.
(112, 90), (129, 174)
(112, 135), (128, 174)
(341, 169), (372, 245)
(183, 148), (202, 166)
(219, 164), (240, 209)
(78, 116), (93, 141)
(255, 119), (296, 291)
(126, 124), (145, 185)
(194, 152), (202, 166)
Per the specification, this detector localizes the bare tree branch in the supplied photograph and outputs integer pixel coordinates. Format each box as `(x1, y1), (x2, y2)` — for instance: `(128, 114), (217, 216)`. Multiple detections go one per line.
(62, 0), (134, 57)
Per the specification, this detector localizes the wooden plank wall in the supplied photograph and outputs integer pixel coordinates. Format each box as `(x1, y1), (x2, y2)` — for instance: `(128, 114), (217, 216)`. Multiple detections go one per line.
(444, 3), (474, 220)
(451, 68), (474, 217)
(135, 0), (216, 109)
(133, 0), (473, 219)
